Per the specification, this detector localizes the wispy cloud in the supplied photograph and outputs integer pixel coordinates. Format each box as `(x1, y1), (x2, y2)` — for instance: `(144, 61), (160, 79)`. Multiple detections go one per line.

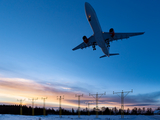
(0, 77), (95, 108)
(0, 77), (160, 110)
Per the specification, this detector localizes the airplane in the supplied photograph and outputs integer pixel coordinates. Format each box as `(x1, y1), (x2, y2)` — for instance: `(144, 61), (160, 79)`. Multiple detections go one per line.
(72, 2), (144, 58)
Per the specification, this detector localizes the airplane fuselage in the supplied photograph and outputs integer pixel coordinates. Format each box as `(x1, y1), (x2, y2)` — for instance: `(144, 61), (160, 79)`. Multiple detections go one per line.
(72, 2), (144, 58)
(85, 2), (109, 56)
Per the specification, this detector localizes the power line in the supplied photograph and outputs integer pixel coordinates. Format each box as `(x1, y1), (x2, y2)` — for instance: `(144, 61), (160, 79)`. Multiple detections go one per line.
(17, 99), (25, 115)
(113, 89), (133, 118)
(57, 95), (64, 118)
(41, 97), (47, 116)
(29, 98), (38, 116)
(89, 92), (106, 118)
(75, 94), (83, 118)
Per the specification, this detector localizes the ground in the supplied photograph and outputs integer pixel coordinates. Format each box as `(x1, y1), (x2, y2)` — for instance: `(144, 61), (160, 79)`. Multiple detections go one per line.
(0, 115), (160, 120)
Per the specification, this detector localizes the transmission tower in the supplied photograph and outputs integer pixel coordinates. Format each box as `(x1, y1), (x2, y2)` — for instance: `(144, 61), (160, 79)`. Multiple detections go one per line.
(113, 89), (133, 118)
(57, 95), (64, 118)
(89, 92), (106, 118)
(29, 98), (38, 116)
(75, 94), (83, 118)
(17, 99), (25, 115)
(42, 97), (47, 116)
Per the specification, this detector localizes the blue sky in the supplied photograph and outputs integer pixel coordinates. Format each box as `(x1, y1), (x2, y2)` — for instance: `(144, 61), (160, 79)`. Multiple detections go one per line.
(0, 0), (160, 110)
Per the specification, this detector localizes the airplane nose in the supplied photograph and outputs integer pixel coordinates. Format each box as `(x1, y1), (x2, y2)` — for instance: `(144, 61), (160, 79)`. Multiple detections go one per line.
(85, 2), (88, 6)
(85, 2), (90, 8)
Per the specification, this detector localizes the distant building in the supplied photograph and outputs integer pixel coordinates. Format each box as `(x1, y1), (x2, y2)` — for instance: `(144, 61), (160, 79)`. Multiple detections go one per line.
(154, 110), (160, 115)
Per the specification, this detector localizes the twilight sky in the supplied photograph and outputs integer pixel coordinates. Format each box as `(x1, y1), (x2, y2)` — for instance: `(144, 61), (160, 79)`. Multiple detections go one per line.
(0, 0), (160, 110)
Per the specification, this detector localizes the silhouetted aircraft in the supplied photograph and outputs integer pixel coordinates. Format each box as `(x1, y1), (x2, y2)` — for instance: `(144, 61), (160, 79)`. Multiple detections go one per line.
(72, 2), (144, 58)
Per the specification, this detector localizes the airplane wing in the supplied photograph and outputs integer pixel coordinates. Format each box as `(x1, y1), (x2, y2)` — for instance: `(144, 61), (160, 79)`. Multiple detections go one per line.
(72, 35), (96, 51)
(102, 32), (145, 42)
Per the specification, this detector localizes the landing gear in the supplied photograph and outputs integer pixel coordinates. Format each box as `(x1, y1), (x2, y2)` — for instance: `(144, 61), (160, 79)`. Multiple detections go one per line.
(107, 41), (110, 47)
(105, 39), (110, 47)
(107, 45), (110, 47)
(92, 45), (96, 50)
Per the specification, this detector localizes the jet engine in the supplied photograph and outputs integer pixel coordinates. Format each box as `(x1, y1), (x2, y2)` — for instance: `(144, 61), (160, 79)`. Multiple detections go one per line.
(109, 28), (115, 37)
(83, 36), (89, 44)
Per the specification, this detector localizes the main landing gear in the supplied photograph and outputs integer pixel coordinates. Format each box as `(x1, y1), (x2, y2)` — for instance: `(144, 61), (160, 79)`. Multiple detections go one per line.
(92, 45), (96, 50)
(107, 41), (110, 47)
(105, 39), (110, 47)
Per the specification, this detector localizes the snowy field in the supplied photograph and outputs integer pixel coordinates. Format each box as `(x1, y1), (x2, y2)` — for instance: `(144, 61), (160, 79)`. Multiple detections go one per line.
(0, 115), (160, 120)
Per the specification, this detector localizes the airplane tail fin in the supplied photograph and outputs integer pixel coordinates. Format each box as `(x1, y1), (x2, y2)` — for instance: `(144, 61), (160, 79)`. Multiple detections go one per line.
(100, 53), (119, 58)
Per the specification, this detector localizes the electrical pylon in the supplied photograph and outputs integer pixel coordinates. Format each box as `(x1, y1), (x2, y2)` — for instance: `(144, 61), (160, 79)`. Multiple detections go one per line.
(42, 97), (47, 116)
(57, 95), (64, 118)
(75, 94), (83, 118)
(113, 89), (133, 118)
(17, 99), (25, 115)
(89, 92), (106, 118)
(29, 98), (38, 116)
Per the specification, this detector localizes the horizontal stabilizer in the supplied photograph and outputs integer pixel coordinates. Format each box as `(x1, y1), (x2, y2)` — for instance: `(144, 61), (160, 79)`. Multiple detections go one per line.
(100, 55), (107, 58)
(109, 53), (119, 56)
(100, 53), (119, 58)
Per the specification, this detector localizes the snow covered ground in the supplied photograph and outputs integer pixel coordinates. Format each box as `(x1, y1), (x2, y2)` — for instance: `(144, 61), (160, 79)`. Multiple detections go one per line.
(0, 114), (160, 120)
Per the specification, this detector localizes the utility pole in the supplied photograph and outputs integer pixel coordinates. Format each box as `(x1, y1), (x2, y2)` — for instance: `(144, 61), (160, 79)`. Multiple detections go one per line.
(101, 107), (106, 115)
(89, 92), (106, 118)
(29, 98), (38, 116)
(42, 97), (47, 116)
(17, 99), (25, 115)
(75, 94), (83, 118)
(86, 102), (91, 116)
(57, 96), (64, 118)
(113, 89), (133, 118)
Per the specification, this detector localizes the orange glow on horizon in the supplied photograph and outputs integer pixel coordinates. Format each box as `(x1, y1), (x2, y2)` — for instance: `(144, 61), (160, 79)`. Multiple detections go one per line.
(0, 77), (156, 110)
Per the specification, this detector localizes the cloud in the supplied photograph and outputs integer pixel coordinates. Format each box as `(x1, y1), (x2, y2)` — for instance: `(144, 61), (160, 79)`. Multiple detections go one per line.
(0, 77), (160, 110)
(127, 104), (152, 106)
(61, 87), (71, 90)
(123, 92), (160, 105)
(99, 92), (160, 109)
(0, 77), (95, 109)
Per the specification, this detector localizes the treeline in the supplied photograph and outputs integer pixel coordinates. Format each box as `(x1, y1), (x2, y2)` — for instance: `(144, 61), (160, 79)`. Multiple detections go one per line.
(0, 105), (55, 115)
(100, 107), (154, 115)
(0, 105), (158, 115)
